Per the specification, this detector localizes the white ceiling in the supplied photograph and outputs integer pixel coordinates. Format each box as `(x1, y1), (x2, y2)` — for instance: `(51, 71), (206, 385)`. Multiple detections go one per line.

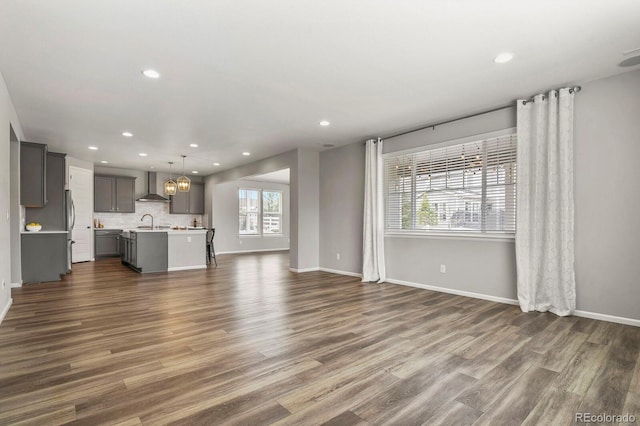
(1, 1), (639, 175)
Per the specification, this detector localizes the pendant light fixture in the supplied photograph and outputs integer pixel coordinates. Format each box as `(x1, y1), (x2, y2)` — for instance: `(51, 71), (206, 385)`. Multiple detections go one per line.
(164, 162), (177, 195)
(177, 155), (191, 192)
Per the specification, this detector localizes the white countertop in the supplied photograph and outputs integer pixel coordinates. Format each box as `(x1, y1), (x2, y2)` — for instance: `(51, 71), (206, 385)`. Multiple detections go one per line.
(121, 228), (208, 235)
(21, 230), (69, 234)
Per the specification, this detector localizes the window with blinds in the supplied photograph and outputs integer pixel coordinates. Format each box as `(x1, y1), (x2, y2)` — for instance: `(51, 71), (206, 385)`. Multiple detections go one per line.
(384, 133), (516, 235)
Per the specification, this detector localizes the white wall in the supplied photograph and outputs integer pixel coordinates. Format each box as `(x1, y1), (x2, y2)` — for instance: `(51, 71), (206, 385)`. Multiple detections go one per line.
(213, 179), (290, 254)
(292, 149), (319, 271)
(319, 142), (365, 273)
(0, 71), (24, 323)
(319, 68), (640, 321)
(574, 69), (640, 320)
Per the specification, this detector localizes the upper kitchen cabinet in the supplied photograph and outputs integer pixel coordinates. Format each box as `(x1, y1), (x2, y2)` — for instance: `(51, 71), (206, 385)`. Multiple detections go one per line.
(20, 141), (48, 207)
(94, 175), (136, 213)
(170, 182), (204, 214)
(25, 152), (67, 230)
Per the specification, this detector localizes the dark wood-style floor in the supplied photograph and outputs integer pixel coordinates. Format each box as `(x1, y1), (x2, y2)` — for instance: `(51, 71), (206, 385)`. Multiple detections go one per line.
(0, 252), (638, 425)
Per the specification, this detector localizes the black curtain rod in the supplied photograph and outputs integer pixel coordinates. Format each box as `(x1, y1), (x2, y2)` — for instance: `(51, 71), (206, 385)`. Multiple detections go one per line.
(379, 85), (582, 142)
(381, 104), (514, 141)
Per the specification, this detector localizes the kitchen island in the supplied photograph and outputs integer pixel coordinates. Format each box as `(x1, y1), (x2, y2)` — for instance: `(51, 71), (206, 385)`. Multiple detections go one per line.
(120, 229), (207, 273)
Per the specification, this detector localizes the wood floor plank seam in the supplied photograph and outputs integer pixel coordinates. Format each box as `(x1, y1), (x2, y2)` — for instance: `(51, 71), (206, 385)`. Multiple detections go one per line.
(1, 253), (638, 425)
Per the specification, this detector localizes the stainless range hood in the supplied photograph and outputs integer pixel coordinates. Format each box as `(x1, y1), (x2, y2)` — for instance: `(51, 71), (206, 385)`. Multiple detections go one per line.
(137, 172), (170, 202)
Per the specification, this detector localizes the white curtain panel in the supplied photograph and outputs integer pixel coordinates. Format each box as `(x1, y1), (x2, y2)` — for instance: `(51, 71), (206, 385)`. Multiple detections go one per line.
(362, 138), (386, 283)
(516, 88), (576, 316)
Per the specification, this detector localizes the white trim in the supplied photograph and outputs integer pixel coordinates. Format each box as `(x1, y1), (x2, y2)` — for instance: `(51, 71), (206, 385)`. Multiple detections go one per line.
(383, 127), (517, 158)
(573, 310), (640, 328)
(385, 277), (519, 306)
(318, 267), (362, 278)
(217, 248), (289, 255)
(385, 231), (515, 243)
(10, 282), (22, 288)
(289, 267), (320, 273)
(167, 265), (207, 272)
(0, 298), (13, 324)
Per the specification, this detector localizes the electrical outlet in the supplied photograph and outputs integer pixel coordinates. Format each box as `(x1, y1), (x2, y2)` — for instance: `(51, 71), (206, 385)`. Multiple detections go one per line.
(440, 264), (446, 273)
(336, 253), (341, 260)
(187, 236), (192, 243)
(2, 280), (5, 289)
(239, 239), (243, 245)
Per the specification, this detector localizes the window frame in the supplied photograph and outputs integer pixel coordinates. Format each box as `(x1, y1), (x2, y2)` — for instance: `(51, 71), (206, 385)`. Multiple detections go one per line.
(238, 188), (262, 236)
(383, 128), (517, 240)
(262, 190), (283, 236)
(238, 187), (284, 237)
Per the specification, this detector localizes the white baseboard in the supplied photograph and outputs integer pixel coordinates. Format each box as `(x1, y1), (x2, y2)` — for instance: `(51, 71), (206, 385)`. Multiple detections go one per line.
(289, 267), (320, 273)
(0, 298), (13, 324)
(217, 248), (290, 255)
(167, 265), (207, 272)
(573, 309), (640, 327)
(384, 277), (639, 327)
(10, 282), (22, 288)
(385, 277), (520, 306)
(318, 267), (362, 278)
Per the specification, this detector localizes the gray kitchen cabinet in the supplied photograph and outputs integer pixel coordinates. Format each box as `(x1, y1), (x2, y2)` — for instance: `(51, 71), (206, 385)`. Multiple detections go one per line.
(94, 175), (115, 212)
(94, 175), (136, 213)
(121, 231), (167, 273)
(20, 142), (48, 207)
(21, 232), (68, 283)
(189, 183), (205, 214)
(120, 234), (130, 264)
(115, 177), (136, 212)
(26, 152), (66, 230)
(95, 229), (122, 257)
(170, 182), (204, 214)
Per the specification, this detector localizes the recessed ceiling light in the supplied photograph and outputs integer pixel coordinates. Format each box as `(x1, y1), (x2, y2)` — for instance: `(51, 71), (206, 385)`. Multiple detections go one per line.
(139, 153), (147, 157)
(189, 143), (198, 148)
(213, 162), (220, 166)
(100, 160), (108, 164)
(242, 152), (251, 156)
(191, 170), (199, 174)
(150, 166), (155, 169)
(319, 120), (331, 126)
(618, 55), (640, 67)
(122, 131), (133, 137)
(494, 52), (514, 64)
(142, 69), (160, 79)
(88, 146), (98, 150)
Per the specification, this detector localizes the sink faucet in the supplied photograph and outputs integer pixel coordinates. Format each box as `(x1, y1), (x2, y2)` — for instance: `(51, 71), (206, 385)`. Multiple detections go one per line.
(141, 213), (154, 229)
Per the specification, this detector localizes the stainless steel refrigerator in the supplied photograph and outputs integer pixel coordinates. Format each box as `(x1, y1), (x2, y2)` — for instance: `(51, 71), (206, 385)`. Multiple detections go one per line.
(65, 190), (75, 273)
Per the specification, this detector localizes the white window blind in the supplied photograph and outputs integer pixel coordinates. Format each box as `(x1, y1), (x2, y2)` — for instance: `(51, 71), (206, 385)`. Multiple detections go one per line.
(385, 133), (516, 235)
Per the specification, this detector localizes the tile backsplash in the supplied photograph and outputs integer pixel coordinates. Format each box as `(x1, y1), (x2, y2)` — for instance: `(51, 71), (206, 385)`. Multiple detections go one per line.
(94, 202), (205, 229)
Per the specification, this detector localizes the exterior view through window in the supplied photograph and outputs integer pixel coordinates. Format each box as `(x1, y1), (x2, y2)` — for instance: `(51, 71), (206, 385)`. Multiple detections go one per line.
(384, 133), (516, 235)
(239, 189), (282, 235)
